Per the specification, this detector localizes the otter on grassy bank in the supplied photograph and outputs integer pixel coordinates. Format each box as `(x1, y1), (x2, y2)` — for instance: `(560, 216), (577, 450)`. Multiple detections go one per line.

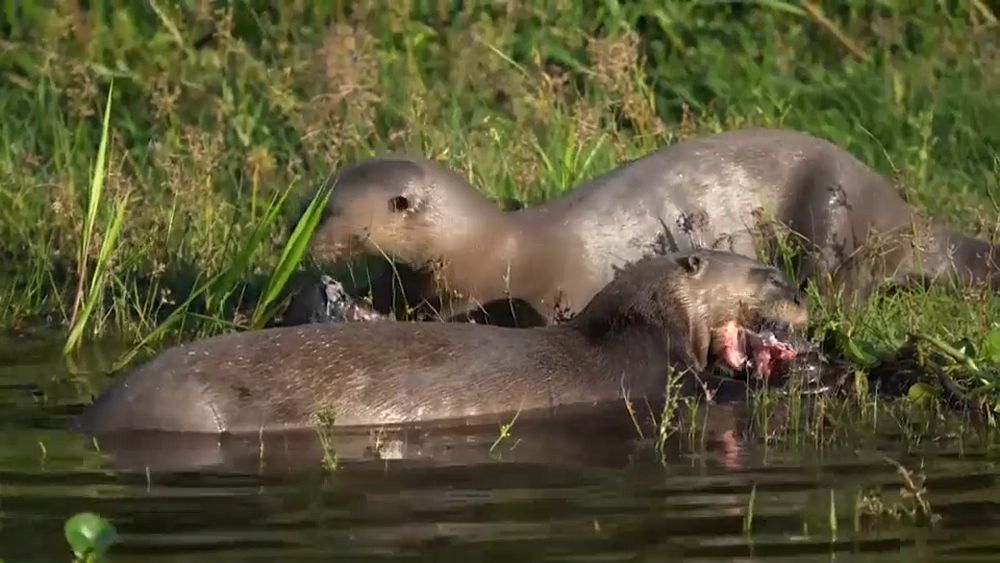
(302, 127), (998, 327)
(74, 250), (807, 435)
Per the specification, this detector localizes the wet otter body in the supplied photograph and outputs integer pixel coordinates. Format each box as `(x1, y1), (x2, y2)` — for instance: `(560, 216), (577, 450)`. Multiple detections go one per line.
(74, 250), (807, 435)
(308, 127), (998, 325)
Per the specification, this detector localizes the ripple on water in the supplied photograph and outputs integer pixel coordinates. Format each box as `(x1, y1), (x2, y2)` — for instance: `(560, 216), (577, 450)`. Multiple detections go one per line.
(3, 337), (1000, 562)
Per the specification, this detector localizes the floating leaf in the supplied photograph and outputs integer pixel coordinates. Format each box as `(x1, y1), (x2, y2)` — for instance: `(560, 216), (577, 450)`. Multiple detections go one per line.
(64, 512), (117, 560)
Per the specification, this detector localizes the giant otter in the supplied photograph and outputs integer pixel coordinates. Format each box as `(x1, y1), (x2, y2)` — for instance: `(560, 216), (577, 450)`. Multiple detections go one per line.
(277, 186), (528, 326)
(304, 127), (999, 326)
(74, 250), (807, 435)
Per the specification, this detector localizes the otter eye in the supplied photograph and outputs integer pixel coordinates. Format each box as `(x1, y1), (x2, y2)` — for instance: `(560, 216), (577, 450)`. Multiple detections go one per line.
(388, 195), (410, 213)
(767, 272), (785, 288)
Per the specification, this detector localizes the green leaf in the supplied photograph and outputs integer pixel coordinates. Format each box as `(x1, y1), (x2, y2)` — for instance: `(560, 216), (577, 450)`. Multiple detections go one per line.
(906, 382), (938, 404)
(206, 188), (289, 316)
(250, 179), (333, 329)
(954, 337), (978, 359)
(64, 81), (120, 356)
(64, 194), (130, 355)
(982, 329), (1000, 365)
(64, 512), (117, 559)
(840, 334), (879, 368)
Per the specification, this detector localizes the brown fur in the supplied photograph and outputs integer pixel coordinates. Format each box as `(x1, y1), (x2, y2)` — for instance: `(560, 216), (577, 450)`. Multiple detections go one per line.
(74, 250), (807, 435)
(304, 128), (999, 327)
(305, 158), (563, 324)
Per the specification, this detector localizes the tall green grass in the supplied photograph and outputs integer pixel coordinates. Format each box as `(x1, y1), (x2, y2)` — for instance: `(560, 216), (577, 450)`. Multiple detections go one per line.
(0, 2), (997, 380)
(63, 82), (127, 355)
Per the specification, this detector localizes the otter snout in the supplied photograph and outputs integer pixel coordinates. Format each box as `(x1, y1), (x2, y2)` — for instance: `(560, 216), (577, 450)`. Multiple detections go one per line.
(308, 236), (349, 263)
(309, 225), (369, 265)
(774, 299), (809, 333)
(741, 296), (809, 340)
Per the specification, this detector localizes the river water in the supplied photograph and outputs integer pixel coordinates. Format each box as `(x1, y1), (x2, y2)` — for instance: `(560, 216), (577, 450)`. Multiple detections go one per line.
(3, 328), (1000, 562)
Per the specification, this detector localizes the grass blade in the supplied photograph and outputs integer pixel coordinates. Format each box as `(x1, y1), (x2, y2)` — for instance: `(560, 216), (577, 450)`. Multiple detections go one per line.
(64, 81), (117, 354)
(204, 188), (290, 316)
(250, 179), (334, 328)
(64, 193), (129, 355)
(68, 80), (114, 329)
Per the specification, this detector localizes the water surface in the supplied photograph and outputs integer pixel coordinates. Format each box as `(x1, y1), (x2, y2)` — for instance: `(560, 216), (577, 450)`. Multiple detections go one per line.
(2, 329), (1000, 562)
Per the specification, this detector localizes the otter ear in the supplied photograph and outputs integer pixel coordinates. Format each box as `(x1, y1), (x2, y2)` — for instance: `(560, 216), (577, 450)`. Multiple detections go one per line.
(676, 254), (705, 277)
(387, 195), (411, 213)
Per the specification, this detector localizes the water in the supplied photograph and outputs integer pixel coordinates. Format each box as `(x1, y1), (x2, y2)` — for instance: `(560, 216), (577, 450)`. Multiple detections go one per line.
(3, 329), (1000, 562)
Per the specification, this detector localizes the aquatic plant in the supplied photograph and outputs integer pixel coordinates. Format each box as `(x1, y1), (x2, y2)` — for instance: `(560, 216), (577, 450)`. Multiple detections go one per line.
(315, 406), (340, 472)
(64, 512), (117, 563)
(852, 456), (942, 530)
(490, 401), (525, 457)
(742, 483), (757, 535)
(655, 366), (693, 455)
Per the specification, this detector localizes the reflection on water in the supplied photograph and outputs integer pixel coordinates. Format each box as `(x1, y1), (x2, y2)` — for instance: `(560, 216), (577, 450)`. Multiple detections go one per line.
(2, 329), (1000, 562)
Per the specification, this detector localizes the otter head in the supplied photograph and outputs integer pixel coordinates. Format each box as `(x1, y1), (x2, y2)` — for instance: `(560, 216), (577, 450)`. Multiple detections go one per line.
(573, 250), (808, 381)
(684, 251), (809, 380)
(306, 158), (499, 268)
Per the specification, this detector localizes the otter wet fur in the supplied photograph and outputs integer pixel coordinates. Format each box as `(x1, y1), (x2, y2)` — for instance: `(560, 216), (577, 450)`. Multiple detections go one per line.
(306, 127), (999, 326)
(73, 250), (808, 435)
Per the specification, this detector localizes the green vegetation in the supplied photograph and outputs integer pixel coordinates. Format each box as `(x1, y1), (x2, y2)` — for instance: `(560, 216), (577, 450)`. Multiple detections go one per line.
(64, 511), (117, 562)
(1, 3), (998, 401)
(315, 405), (340, 471)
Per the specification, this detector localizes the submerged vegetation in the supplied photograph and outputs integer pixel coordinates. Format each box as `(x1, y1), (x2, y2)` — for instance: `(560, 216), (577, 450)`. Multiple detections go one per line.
(0, 3), (999, 406)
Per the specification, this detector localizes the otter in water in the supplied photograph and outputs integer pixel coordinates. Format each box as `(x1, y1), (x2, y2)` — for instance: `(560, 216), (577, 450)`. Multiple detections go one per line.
(73, 250), (807, 435)
(302, 127), (998, 326)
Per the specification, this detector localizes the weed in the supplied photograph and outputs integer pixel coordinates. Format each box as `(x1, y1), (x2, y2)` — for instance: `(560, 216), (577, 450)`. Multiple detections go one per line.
(655, 366), (691, 455)
(490, 400), (525, 455)
(854, 455), (942, 529)
(314, 406), (339, 472)
(743, 483), (757, 535)
(64, 83), (129, 355)
(829, 489), (838, 537)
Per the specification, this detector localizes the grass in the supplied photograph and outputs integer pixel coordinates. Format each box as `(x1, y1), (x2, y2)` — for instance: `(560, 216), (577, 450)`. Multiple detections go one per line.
(315, 406), (340, 472)
(0, 3), (998, 401)
(63, 81), (126, 355)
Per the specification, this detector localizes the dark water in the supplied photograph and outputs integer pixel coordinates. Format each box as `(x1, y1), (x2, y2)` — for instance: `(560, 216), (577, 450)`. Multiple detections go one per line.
(4, 330), (1000, 562)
